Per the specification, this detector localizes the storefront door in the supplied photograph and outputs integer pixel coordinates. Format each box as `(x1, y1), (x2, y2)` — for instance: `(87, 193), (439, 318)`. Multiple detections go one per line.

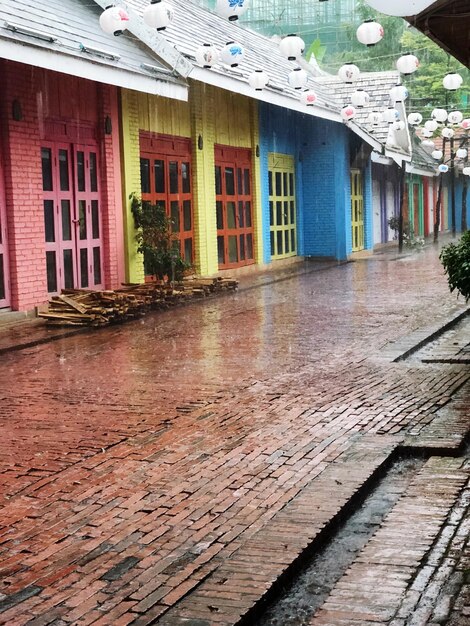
(268, 153), (296, 260)
(140, 134), (194, 266)
(215, 145), (254, 269)
(41, 143), (103, 294)
(351, 169), (364, 251)
(0, 154), (10, 308)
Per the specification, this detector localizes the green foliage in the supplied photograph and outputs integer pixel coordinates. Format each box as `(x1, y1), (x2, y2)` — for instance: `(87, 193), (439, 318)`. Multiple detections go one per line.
(440, 231), (470, 301)
(130, 193), (190, 283)
(306, 39), (327, 64)
(322, 1), (469, 119)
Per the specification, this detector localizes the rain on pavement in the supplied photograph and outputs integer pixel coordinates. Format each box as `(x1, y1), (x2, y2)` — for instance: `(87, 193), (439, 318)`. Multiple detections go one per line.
(0, 245), (469, 625)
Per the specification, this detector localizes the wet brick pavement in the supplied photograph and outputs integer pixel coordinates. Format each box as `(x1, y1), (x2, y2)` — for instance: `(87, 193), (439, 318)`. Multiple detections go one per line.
(0, 244), (469, 625)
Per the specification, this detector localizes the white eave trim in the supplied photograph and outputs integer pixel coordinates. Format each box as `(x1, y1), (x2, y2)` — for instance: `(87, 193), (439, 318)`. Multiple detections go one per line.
(0, 38), (188, 100)
(386, 149), (412, 166)
(348, 121), (382, 151)
(406, 163), (437, 177)
(371, 151), (393, 165)
(189, 65), (341, 123)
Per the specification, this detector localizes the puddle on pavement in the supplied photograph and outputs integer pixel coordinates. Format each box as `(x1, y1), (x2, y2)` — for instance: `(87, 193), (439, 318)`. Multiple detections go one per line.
(254, 457), (424, 626)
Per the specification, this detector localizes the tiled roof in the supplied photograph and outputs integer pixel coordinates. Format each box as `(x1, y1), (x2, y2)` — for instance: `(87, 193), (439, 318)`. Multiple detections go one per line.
(0, 0), (185, 94)
(315, 71), (403, 145)
(125, 0), (343, 114)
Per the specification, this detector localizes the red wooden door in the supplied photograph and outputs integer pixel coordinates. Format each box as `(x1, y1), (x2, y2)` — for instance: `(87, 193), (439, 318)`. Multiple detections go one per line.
(0, 152), (10, 308)
(215, 145), (254, 269)
(140, 133), (194, 267)
(41, 142), (103, 294)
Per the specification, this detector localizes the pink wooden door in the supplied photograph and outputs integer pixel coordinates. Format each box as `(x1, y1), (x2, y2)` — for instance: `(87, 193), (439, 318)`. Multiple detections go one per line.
(74, 145), (103, 289)
(41, 143), (103, 294)
(0, 152), (10, 308)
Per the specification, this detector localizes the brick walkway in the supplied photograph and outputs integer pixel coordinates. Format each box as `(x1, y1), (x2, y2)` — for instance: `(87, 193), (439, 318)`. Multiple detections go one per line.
(309, 457), (469, 626)
(0, 244), (469, 625)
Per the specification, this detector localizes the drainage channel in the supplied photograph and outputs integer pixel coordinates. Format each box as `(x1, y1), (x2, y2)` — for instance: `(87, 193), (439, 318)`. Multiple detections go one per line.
(252, 456), (425, 626)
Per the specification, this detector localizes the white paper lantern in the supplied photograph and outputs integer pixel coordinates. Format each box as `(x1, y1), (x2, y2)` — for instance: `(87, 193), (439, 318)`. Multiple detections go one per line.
(279, 35), (305, 61)
(408, 112), (423, 126)
(195, 44), (219, 68)
(248, 70), (268, 91)
(382, 107), (400, 124)
(220, 41), (245, 67)
(364, 1), (436, 16)
(424, 120), (438, 132)
(421, 129), (433, 138)
(341, 105), (356, 121)
(143, 0), (174, 31)
(463, 166), (470, 176)
(356, 20), (384, 46)
(421, 140), (435, 148)
(448, 111), (463, 125)
(99, 6), (129, 36)
(441, 127), (454, 139)
(438, 164), (449, 173)
(461, 119), (470, 130)
(396, 54), (419, 75)
(216, 0), (250, 21)
(392, 120), (406, 131)
(288, 68), (308, 90)
(432, 150), (443, 160)
(389, 84), (409, 104)
(432, 108), (448, 123)
(300, 90), (317, 107)
(351, 89), (370, 108)
(456, 148), (468, 159)
(443, 73), (463, 91)
(338, 63), (360, 84)
(368, 111), (382, 126)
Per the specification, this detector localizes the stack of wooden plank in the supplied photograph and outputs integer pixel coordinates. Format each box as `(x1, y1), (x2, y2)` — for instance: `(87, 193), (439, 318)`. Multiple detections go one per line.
(39, 277), (238, 327)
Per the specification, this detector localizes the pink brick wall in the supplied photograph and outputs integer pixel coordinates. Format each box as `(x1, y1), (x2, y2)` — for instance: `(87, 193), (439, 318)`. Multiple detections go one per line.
(1, 61), (47, 311)
(0, 60), (123, 311)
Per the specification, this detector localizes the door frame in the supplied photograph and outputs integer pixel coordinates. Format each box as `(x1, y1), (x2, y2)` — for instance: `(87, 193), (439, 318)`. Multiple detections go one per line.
(139, 132), (194, 265)
(0, 150), (10, 308)
(268, 152), (297, 260)
(351, 168), (364, 252)
(215, 144), (254, 270)
(41, 140), (104, 294)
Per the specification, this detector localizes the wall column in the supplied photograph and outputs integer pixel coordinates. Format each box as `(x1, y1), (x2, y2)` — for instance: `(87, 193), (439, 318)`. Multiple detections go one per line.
(190, 82), (218, 275)
(119, 90), (144, 283)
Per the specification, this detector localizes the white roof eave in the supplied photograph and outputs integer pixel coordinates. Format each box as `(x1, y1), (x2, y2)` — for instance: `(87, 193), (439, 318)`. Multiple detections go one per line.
(0, 37), (188, 100)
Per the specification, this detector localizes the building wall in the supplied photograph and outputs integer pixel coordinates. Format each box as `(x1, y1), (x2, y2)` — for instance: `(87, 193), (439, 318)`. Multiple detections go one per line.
(121, 83), (262, 278)
(0, 60), (124, 311)
(1, 61), (45, 311)
(259, 103), (352, 262)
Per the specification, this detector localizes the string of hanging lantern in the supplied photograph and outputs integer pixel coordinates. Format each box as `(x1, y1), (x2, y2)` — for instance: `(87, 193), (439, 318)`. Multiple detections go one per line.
(95, 1), (465, 131)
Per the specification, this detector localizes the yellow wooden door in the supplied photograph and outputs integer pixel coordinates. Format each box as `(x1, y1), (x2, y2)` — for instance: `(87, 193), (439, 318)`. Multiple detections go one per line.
(268, 153), (297, 260)
(351, 169), (364, 252)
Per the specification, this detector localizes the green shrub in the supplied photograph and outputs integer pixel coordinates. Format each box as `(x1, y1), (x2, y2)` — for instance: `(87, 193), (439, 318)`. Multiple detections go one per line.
(440, 230), (470, 301)
(130, 193), (190, 283)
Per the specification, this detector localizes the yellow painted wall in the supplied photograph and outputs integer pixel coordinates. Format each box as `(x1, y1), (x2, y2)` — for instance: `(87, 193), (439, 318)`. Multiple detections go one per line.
(121, 84), (262, 279)
(136, 92), (191, 138)
(190, 82), (263, 274)
(120, 89), (144, 283)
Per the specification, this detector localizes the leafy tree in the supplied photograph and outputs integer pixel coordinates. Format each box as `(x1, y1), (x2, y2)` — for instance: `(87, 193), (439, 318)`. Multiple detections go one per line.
(322, 1), (469, 118)
(440, 231), (470, 301)
(130, 193), (190, 283)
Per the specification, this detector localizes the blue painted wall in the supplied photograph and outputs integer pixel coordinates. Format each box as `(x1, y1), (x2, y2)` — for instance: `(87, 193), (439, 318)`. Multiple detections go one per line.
(455, 176), (469, 231)
(259, 102), (355, 261)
